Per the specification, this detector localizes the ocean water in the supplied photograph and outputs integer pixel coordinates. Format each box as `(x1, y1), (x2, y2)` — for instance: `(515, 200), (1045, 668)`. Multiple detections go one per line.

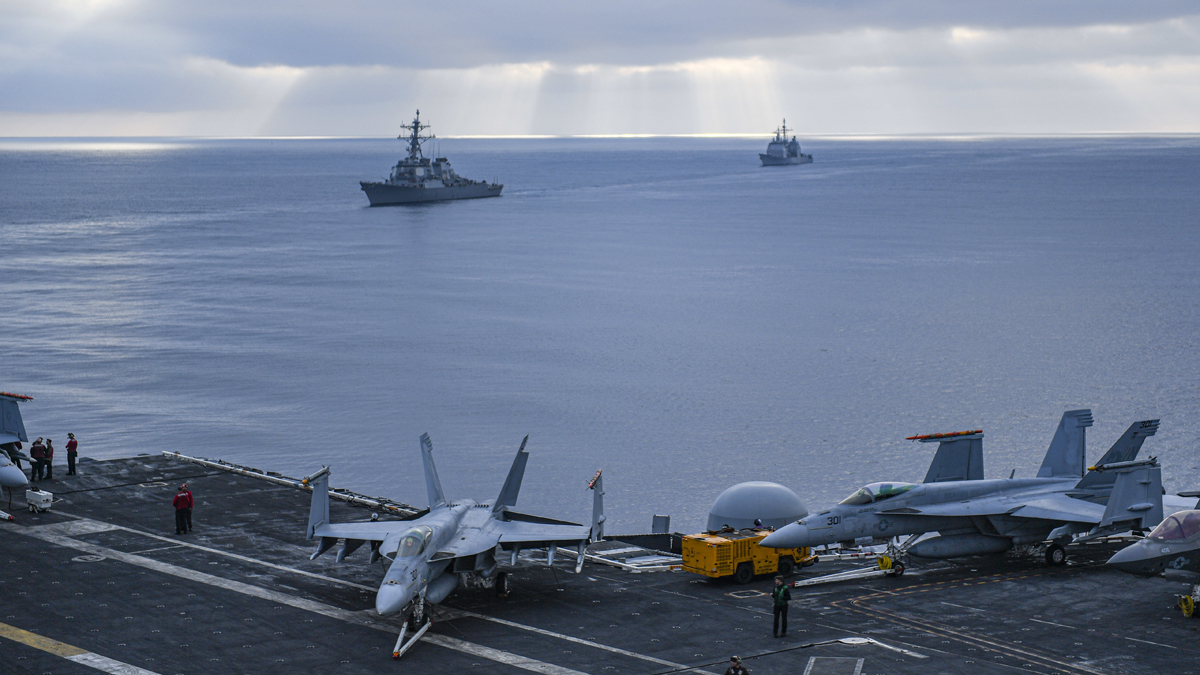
(2, 135), (1198, 533)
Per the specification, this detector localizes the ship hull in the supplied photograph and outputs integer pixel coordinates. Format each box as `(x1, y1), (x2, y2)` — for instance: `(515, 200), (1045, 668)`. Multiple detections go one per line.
(759, 154), (814, 167)
(360, 182), (503, 206)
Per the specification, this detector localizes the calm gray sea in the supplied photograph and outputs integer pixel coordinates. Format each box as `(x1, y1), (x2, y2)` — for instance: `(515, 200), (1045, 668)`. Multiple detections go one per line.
(2, 135), (1198, 533)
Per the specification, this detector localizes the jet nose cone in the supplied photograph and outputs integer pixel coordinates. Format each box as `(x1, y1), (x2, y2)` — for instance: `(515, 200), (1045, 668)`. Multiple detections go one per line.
(1107, 540), (1164, 577)
(375, 583), (410, 616)
(0, 464), (28, 488)
(762, 523), (809, 549)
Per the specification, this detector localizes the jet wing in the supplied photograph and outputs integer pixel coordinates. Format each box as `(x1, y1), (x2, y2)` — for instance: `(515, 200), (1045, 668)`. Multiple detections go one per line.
(496, 520), (592, 547)
(1008, 495), (1105, 523)
(881, 493), (1105, 523)
(311, 522), (402, 542)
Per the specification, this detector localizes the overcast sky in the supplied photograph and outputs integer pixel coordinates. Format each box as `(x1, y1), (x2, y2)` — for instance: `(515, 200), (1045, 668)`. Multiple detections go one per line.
(3, 1), (1199, 137)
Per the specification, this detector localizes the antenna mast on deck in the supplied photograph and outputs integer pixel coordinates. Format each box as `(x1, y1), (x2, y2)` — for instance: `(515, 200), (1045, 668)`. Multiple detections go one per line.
(399, 110), (435, 160)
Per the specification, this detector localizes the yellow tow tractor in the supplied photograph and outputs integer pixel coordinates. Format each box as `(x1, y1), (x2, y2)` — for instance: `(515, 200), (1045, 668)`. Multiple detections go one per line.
(682, 528), (816, 584)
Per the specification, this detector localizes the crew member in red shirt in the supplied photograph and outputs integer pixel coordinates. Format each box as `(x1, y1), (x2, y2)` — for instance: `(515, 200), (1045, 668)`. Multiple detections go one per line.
(66, 433), (79, 475)
(173, 484), (194, 534)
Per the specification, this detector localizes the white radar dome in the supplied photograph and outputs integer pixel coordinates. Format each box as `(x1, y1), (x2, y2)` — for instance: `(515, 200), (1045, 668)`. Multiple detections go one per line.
(706, 481), (808, 532)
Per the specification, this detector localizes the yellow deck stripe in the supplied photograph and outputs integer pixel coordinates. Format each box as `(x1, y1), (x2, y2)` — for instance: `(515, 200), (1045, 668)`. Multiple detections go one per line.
(0, 621), (88, 657)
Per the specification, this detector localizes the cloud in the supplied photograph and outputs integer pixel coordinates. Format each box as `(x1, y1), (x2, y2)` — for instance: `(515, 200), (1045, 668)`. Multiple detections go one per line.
(2, 2), (1199, 135)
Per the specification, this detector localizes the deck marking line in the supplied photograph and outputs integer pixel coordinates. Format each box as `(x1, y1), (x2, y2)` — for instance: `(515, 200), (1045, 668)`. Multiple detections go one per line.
(455, 609), (719, 674)
(50, 511), (379, 592)
(939, 601), (985, 613)
(5, 525), (593, 675)
(843, 602), (1106, 675)
(127, 544), (187, 555)
(67, 652), (165, 675)
(1029, 618), (1077, 630)
(0, 621), (163, 675)
(1125, 636), (1176, 649)
(0, 621), (88, 656)
(422, 633), (604, 675)
(22, 516), (715, 675)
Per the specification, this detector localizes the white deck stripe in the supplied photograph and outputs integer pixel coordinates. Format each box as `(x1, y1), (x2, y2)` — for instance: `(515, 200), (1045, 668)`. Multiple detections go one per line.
(53, 510), (378, 592)
(457, 610), (718, 674)
(47, 513), (715, 673)
(67, 652), (165, 675)
(4, 523), (592, 675)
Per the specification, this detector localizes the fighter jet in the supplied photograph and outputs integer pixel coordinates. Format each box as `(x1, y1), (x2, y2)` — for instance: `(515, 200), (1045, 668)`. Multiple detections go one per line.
(0, 392), (32, 494)
(305, 433), (604, 657)
(1107, 505), (1200, 617)
(762, 411), (1175, 566)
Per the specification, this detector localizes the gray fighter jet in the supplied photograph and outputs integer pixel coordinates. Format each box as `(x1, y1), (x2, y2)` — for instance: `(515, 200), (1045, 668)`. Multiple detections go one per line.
(305, 433), (604, 657)
(0, 393), (32, 493)
(762, 411), (1174, 566)
(1107, 506), (1200, 617)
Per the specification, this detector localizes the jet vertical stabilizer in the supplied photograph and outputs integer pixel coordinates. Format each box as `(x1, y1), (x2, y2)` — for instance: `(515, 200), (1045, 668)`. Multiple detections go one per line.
(909, 430), (984, 483)
(1099, 461), (1163, 531)
(1037, 409), (1093, 478)
(1075, 420), (1160, 490)
(306, 468), (331, 540)
(420, 433), (447, 508)
(0, 394), (31, 445)
(493, 435), (530, 516)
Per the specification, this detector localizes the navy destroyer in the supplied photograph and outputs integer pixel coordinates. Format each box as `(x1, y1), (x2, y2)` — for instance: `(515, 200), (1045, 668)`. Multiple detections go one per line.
(360, 110), (502, 205)
(759, 119), (813, 166)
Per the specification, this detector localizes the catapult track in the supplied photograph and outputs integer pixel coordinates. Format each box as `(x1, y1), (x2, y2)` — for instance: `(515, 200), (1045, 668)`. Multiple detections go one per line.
(1, 455), (1195, 675)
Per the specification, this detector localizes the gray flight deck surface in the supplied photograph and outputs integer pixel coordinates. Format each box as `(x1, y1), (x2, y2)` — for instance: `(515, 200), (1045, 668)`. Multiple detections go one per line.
(2, 456), (1196, 675)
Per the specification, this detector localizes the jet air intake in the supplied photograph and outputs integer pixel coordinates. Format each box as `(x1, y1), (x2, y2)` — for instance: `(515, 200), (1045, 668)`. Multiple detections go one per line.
(909, 534), (1012, 559)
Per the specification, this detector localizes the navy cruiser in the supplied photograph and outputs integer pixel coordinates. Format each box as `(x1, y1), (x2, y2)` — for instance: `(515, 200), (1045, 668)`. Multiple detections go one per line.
(360, 110), (502, 205)
(759, 119), (813, 166)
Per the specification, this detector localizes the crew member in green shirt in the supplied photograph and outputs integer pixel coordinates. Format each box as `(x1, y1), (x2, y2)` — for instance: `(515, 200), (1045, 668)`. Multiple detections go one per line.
(772, 576), (791, 637)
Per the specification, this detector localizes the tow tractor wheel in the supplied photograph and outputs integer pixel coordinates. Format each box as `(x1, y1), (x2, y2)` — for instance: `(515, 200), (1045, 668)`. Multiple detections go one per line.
(733, 562), (754, 585)
(1180, 595), (1195, 619)
(777, 556), (795, 576)
(495, 571), (510, 598)
(1045, 543), (1067, 567)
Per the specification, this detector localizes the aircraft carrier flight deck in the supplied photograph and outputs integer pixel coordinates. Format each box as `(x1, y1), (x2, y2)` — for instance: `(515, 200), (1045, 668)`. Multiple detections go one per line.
(2, 455), (1196, 675)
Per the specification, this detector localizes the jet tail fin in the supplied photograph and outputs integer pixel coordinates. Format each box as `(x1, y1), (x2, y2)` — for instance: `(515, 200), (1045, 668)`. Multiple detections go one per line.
(0, 394), (31, 446)
(1076, 420), (1160, 490)
(306, 468), (331, 540)
(588, 469), (605, 542)
(909, 430), (984, 483)
(1099, 460), (1163, 531)
(493, 436), (530, 516)
(421, 433), (447, 508)
(1037, 409), (1093, 478)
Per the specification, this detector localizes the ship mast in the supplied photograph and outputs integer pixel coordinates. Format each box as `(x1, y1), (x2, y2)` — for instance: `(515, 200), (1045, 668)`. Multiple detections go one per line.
(779, 118), (791, 141)
(398, 109), (435, 160)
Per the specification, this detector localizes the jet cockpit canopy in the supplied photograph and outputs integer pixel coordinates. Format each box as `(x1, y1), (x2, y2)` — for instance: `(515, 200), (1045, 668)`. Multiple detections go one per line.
(1148, 510), (1200, 541)
(839, 482), (918, 506)
(397, 525), (434, 557)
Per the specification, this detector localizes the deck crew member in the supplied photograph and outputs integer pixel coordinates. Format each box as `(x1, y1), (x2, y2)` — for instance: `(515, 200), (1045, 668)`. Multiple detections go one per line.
(772, 576), (791, 637)
(724, 655), (748, 675)
(29, 438), (45, 481)
(173, 484), (193, 534)
(66, 433), (78, 475)
(42, 439), (54, 480)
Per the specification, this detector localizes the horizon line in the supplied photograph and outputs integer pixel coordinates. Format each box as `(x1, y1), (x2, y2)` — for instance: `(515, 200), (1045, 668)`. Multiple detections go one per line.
(2, 131), (1199, 143)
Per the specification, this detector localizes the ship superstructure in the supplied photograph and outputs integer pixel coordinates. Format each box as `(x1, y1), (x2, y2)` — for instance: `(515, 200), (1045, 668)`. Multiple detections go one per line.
(360, 110), (502, 205)
(759, 119), (813, 166)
